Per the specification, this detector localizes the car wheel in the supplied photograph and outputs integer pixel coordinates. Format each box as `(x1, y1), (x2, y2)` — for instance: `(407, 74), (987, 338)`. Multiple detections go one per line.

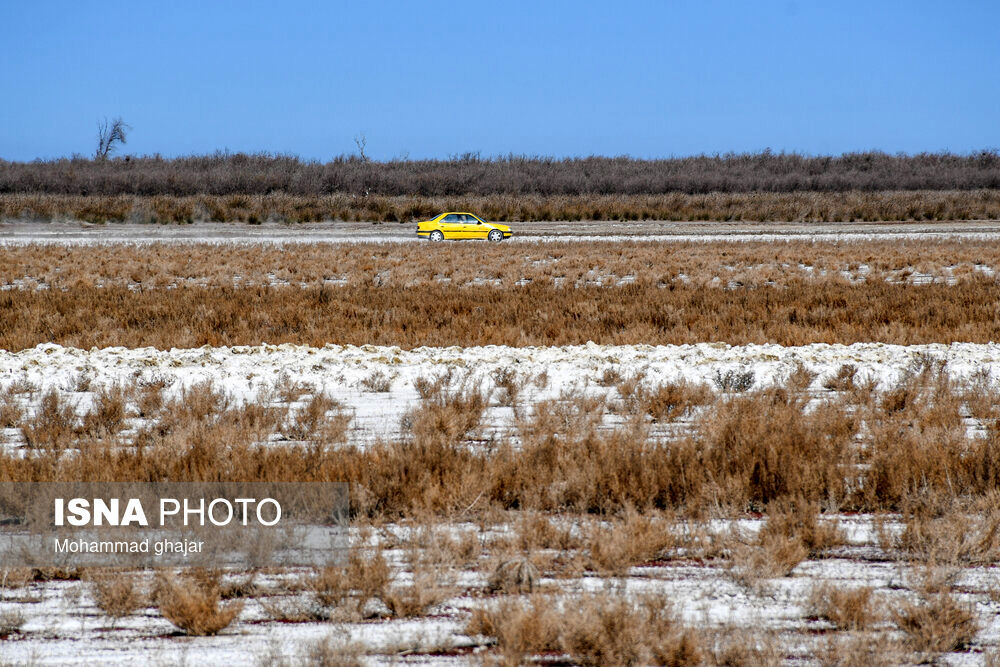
(429, 230), (444, 242)
(488, 229), (503, 242)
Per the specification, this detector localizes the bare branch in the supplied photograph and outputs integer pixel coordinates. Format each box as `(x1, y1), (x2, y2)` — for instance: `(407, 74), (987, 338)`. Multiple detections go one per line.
(96, 117), (132, 160)
(353, 133), (368, 162)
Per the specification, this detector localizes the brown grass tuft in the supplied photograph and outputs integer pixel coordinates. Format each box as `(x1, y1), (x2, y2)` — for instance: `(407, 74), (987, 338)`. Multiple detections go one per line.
(806, 583), (878, 630)
(892, 592), (978, 655)
(154, 571), (243, 636)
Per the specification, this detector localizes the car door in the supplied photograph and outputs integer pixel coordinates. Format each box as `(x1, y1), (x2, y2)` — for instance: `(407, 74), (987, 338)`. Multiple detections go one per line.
(459, 214), (488, 239)
(439, 214), (463, 237)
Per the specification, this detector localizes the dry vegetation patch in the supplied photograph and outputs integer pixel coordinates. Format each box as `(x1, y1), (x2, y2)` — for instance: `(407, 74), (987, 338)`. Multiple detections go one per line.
(154, 571), (243, 636)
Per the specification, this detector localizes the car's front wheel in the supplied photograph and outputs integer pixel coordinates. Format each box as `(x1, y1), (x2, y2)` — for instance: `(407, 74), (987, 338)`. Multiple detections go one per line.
(488, 229), (503, 242)
(429, 230), (444, 242)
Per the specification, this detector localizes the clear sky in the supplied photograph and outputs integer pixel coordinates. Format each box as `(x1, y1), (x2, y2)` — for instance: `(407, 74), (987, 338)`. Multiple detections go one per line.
(2, 1), (998, 161)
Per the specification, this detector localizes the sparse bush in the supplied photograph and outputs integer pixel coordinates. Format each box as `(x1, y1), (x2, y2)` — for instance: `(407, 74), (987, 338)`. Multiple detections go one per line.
(90, 571), (143, 621)
(0, 390), (23, 428)
(81, 383), (130, 437)
(713, 368), (755, 393)
(807, 583), (877, 630)
(284, 393), (350, 443)
(730, 531), (807, 590)
(824, 364), (857, 392)
(639, 380), (713, 422)
(311, 548), (390, 612)
(892, 592), (978, 655)
(304, 632), (364, 666)
(22, 388), (77, 449)
(491, 366), (524, 407)
(359, 370), (392, 393)
(383, 570), (450, 618)
(155, 572), (243, 636)
(468, 593), (702, 666)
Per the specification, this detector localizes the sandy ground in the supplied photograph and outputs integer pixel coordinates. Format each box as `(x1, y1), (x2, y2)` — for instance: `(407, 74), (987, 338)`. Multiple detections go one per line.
(3, 219), (1000, 244)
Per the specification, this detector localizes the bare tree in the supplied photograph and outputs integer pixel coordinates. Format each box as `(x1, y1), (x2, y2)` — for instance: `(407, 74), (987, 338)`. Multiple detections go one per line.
(353, 133), (369, 162)
(95, 117), (131, 160)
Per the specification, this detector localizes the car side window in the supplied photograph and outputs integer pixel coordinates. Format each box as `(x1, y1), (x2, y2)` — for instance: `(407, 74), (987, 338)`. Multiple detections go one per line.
(443, 214), (459, 222)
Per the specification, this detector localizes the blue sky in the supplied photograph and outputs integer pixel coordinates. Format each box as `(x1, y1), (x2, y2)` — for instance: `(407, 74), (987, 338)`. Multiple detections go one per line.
(1, 1), (998, 161)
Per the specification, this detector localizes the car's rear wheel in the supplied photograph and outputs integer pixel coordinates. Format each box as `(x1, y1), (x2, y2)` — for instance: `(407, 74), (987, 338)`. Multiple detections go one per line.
(488, 229), (503, 242)
(429, 230), (444, 242)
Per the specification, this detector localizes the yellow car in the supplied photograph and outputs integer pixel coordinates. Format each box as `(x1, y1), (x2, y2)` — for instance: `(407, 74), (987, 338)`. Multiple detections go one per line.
(416, 212), (512, 242)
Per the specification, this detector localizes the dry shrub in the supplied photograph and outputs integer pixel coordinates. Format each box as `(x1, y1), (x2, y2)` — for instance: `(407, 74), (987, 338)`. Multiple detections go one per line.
(383, 569), (451, 618)
(284, 393), (350, 443)
(892, 592), (978, 655)
(468, 593), (702, 667)
(8, 189), (1000, 223)
(491, 367), (524, 407)
(730, 532), (807, 590)
(707, 628), (783, 666)
(8, 152), (999, 198)
(598, 366), (623, 387)
(0, 389), (23, 428)
(713, 368), (755, 393)
(887, 498), (1000, 565)
(807, 582), (878, 630)
(304, 632), (364, 667)
(0, 568), (33, 590)
(785, 363), (817, 393)
(860, 371), (998, 509)
(412, 369), (460, 399)
(89, 571), (143, 621)
(698, 389), (857, 509)
(517, 389), (607, 445)
(136, 380), (166, 418)
(359, 370), (392, 393)
(21, 388), (77, 449)
(407, 380), (487, 446)
(638, 380), (714, 422)
(815, 633), (906, 667)
(154, 571), (243, 636)
(513, 512), (581, 552)
(81, 383), (131, 437)
(823, 364), (857, 392)
(311, 547), (390, 612)
(584, 511), (678, 575)
(759, 498), (846, 556)
(467, 596), (562, 664)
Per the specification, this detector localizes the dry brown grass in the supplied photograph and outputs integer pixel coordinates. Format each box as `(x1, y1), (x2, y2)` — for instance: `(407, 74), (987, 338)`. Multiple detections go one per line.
(583, 511), (679, 574)
(892, 591), (978, 655)
(5, 189), (1000, 223)
(3, 374), (1000, 518)
(89, 571), (144, 621)
(4, 238), (1000, 292)
(21, 389), (77, 449)
(154, 571), (243, 636)
(4, 279), (999, 351)
(467, 593), (702, 666)
(806, 583), (879, 630)
(730, 532), (807, 590)
(0, 389), (23, 428)
(310, 547), (390, 614)
(636, 380), (713, 422)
